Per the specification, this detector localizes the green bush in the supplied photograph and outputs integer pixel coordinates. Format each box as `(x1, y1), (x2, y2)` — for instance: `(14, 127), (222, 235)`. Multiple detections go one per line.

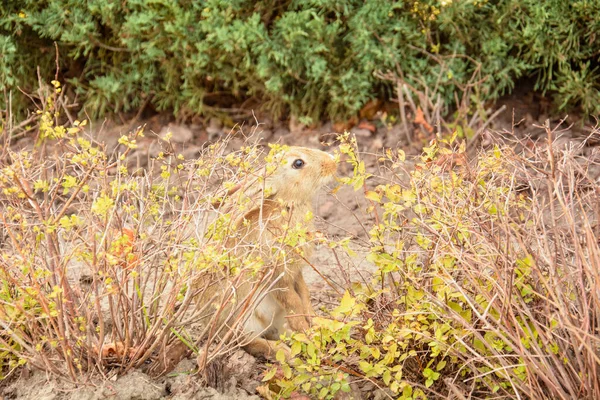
(262, 133), (600, 399)
(2, 1), (600, 121)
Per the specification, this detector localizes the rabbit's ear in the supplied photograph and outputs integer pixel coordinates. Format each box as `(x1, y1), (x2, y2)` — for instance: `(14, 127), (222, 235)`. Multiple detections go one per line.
(241, 196), (279, 224)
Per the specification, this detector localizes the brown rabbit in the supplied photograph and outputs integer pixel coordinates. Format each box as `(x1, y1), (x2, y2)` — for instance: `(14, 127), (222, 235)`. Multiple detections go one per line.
(196, 145), (337, 359)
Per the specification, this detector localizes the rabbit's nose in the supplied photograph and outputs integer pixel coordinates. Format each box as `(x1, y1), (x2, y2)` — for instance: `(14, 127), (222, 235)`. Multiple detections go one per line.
(322, 158), (338, 176)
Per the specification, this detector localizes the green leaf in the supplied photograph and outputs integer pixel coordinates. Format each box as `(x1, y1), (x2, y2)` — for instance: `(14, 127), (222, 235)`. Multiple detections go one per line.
(262, 366), (277, 382)
(319, 387), (329, 398)
(436, 360), (447, 371)
(276, 349), (286, 363)
(290, 341), (302, 357)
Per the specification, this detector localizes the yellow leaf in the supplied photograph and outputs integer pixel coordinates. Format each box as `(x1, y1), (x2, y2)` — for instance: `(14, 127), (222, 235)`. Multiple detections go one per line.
(290, 341), (302, 357)
(262, 366), (277, 382)
(333, 290), (356, 316)
(397, 148), (405, 162)
(276, 349), (286, 363)
(365, 190), (381, 203)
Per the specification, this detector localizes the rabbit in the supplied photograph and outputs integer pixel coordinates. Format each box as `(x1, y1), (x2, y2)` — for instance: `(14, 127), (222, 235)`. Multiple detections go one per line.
(196, 145), (337, 360)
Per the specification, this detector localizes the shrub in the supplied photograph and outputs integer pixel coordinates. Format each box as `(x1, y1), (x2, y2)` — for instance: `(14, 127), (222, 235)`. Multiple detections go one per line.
(265, 132), (600, 399)
(1, 1), (600, 122)
(0, 80), (319, 380)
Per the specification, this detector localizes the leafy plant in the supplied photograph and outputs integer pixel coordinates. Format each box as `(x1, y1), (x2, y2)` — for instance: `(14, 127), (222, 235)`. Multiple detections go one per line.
(0, 79), (321, 381)
(267, 130), (600, 399)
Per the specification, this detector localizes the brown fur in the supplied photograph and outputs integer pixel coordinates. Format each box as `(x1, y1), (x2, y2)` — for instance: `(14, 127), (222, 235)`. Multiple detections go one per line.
(196, 146), (337, 359)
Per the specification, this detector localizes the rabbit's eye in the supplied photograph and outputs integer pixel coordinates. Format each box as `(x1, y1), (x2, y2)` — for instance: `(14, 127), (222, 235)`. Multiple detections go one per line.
(292, 159), (305, 169)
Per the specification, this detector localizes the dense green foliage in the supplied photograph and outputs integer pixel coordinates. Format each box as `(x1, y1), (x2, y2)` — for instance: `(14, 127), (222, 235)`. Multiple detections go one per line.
(2, 0), (600, 121)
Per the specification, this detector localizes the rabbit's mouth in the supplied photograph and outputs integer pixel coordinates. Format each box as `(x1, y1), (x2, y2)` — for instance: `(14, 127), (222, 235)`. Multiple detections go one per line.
(318, 174), (337, 193)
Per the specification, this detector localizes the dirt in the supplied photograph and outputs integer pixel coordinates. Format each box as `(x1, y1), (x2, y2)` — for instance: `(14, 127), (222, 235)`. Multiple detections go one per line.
(2, 356), (261, 399)
(3, 88), (598, 399)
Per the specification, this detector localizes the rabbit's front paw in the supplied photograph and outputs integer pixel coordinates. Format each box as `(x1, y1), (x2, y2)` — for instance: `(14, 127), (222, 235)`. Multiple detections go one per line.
(287, 315), (310, 332)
